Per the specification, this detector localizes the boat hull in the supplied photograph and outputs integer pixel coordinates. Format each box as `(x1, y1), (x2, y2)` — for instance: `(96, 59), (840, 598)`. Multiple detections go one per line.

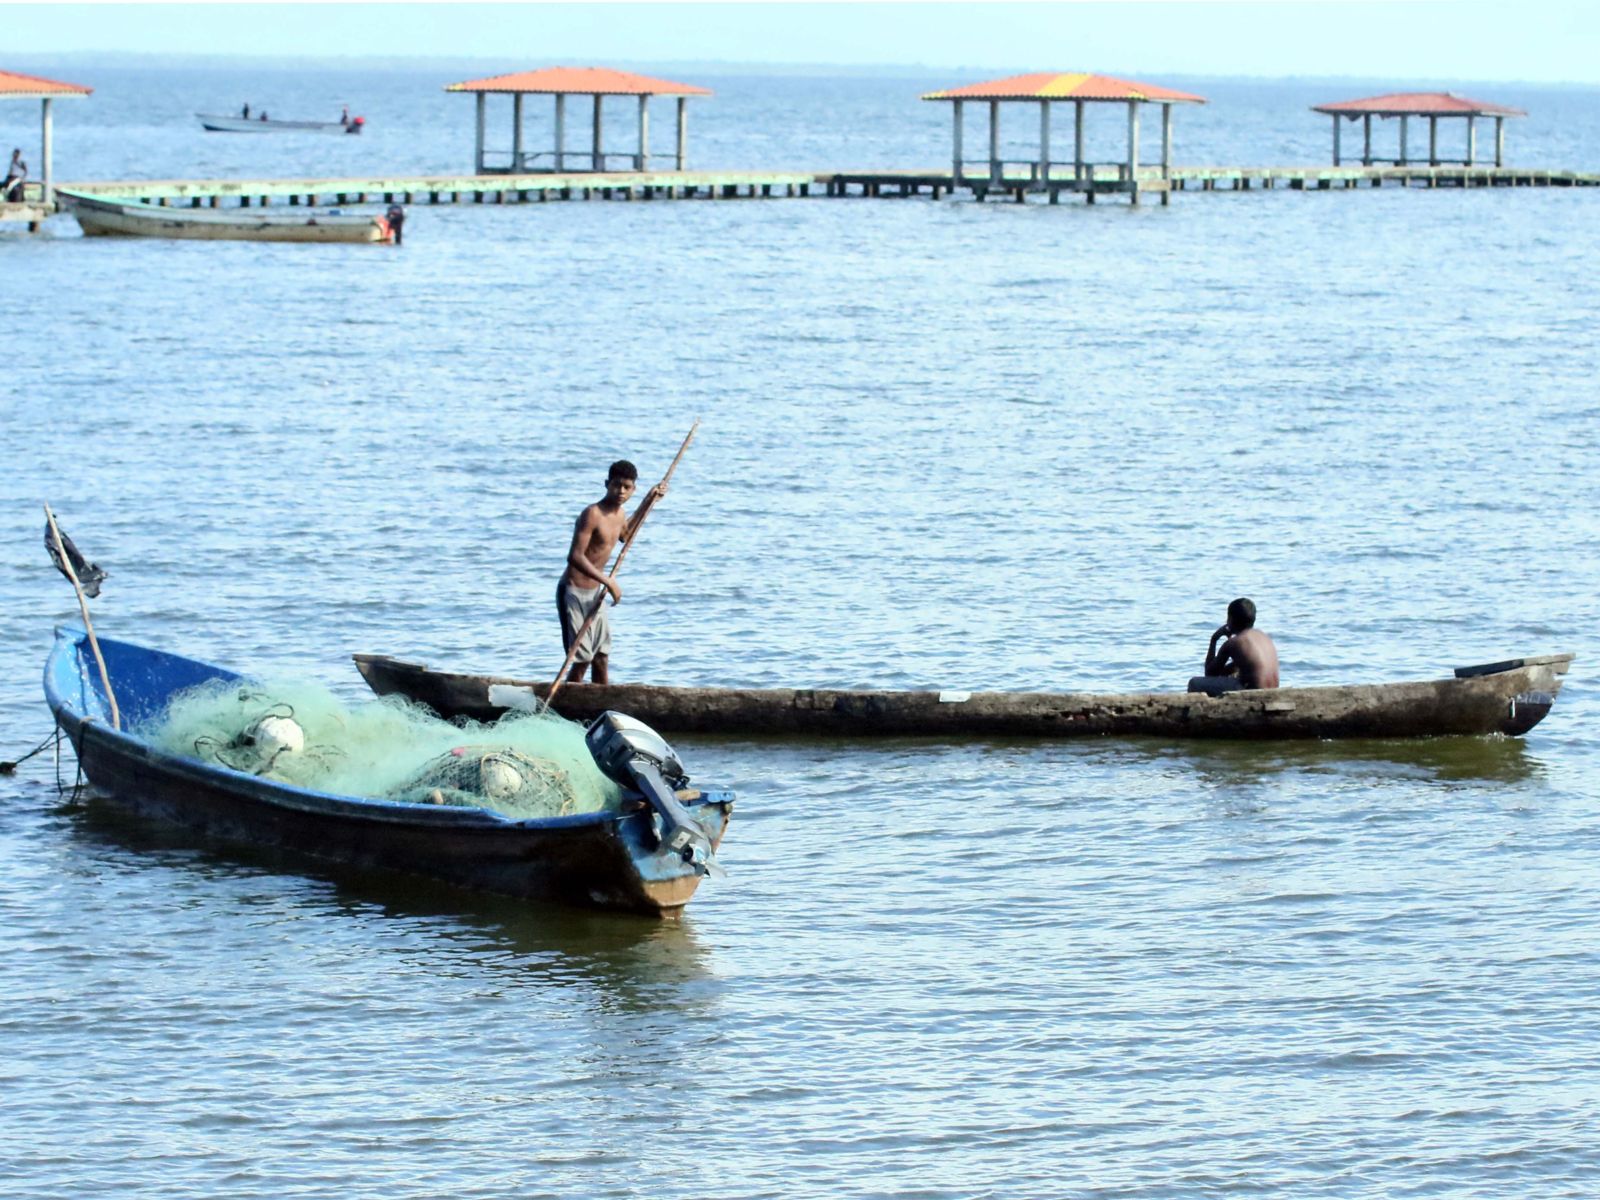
(353, 653), (1574, 741)
(197, 114), (361, 134)
(46, 631), (730, 916)
(60, 190), (393, 243)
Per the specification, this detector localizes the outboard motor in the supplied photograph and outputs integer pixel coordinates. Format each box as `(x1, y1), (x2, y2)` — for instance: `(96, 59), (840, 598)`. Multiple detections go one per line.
(586, 711), (724, 877)
(384, 204), (405, 246)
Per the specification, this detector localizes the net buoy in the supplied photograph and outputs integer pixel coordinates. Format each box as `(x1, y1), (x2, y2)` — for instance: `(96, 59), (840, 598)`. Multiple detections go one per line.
(480, 755), (524, 801)
(253, 714), (305, 756)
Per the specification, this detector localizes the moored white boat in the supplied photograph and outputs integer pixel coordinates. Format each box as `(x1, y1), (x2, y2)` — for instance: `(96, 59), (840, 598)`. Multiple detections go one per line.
(59, 190), (400, 244)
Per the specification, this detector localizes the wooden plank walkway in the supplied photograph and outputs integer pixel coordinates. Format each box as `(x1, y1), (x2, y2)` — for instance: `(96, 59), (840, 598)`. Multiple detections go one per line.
(827, 164), (1600, 204)
(20, 161), (1600, 219)
(55, 169), (826, 208)
(0, 200), (55, 228)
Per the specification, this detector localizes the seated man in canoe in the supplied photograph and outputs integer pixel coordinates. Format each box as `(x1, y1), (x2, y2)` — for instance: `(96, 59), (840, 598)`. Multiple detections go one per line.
(557, 460), (665, 685)
(1189, 597), (1279, 694)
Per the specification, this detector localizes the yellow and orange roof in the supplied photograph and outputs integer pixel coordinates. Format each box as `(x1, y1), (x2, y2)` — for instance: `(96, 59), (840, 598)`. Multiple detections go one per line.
(923, 72), (1204, 104)
(446, 67), (711, 97)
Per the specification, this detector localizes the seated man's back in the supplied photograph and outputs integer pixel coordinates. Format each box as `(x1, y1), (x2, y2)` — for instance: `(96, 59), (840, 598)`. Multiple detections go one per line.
(1228, 627), (1279, 690)
(1192, 596), (1280, 692)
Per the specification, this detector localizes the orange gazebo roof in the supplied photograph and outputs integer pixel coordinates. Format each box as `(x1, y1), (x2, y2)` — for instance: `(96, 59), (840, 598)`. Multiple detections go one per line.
(445, 67), (711, 97)
(923, 72), (1204, 104)
(0, 68), (92, 99)
(1312, 91), (1524, 118)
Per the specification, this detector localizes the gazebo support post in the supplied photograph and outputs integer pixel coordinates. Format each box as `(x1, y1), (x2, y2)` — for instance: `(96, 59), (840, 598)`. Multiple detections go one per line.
(1038, 100), (1050, 186)
(988, 100), (1000, 185)
(1428, 115), (1439, 166)
(951, 100), (963, 187)
(1126, 100), (1140, 203)
(592, 95), (603, 171)
(1074, 100), (1085, 185)
(512, 93), (524, 172)
(1160, 103), (1173, 205)
(555, 94), (566, 171)
(1363, 114), (1372, 165)
(637, 95), (649, 170)
(41, 97), (54, 204)
(1494, 115), (1505, 167)
(1400, 115), (1409, 165)
(474, 92), (486, 174)
(1331, 113), (1340, 165)
(676, 97), (686, 170)
(1466, 114), (1476, 166)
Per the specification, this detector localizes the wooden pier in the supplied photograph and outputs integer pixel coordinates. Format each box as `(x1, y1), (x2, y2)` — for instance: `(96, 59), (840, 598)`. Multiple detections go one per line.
(40, 161), (1600, 218)
(57, 169), (825, 209)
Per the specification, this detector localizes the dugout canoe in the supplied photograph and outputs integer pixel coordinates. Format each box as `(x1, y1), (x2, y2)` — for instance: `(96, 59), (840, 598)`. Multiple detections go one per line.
(353, 652), (1575, 740)
(60, 190), (398, 243)
(46, 629), (733, 916)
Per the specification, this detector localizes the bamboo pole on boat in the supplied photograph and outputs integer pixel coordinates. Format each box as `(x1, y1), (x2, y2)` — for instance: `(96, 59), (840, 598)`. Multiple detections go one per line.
(44, 503), (120, 730)
(548, 421), (698, 704)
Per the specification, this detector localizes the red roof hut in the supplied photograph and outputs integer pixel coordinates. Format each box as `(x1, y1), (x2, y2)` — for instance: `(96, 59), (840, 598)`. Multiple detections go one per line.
(445, 67), (713, 174)
(922, 72), (1205, 199)
(0, 68), (92, 207)
(1311, 92), (1525, 168)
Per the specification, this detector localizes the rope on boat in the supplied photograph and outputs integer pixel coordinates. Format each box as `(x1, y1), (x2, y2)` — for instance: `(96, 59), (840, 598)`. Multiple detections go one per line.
(1, 728), (63, 775)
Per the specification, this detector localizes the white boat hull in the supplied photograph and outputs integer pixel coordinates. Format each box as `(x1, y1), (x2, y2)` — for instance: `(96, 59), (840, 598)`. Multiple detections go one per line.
(59, 190), (394, 243)
(197, 113), (361, 134)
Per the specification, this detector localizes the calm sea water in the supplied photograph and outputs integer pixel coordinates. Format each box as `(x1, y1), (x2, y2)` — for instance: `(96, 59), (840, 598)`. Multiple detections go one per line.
(3, 64), (1600, 1199)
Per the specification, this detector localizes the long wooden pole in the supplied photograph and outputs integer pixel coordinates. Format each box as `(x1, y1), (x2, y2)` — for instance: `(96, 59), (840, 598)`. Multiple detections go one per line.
(44, 504), (120, 730)
(548, 421), (699, 703)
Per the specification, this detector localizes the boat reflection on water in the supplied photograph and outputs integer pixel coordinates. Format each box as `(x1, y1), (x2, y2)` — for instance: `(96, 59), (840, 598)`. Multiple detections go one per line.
(1133, 730), (1546, 787)
(67, 794), (719, 1019)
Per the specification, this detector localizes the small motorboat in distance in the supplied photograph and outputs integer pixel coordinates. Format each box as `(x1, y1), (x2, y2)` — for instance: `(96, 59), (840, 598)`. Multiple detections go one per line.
(46, 629), (733, 916)
(59, 190), (401, 244)
(197, 113), (364, 134)
(353, 653), (1575, 741)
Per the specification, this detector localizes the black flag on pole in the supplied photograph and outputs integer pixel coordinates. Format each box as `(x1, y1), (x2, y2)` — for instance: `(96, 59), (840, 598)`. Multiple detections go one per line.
(45, 521), (108, 598)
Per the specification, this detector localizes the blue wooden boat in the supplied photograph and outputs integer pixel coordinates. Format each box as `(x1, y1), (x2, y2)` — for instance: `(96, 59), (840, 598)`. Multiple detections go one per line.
(44, 628), (733, 916)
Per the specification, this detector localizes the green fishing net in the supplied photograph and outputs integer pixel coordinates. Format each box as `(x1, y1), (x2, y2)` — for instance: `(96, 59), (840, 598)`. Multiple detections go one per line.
(140, 679), (626, 820)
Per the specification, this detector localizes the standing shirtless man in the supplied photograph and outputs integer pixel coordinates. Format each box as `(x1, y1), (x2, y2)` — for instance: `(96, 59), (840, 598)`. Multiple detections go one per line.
(556, 460), (666, 685)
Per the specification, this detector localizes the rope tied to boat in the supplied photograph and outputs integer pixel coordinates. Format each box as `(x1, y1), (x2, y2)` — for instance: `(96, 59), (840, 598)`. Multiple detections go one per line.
(1, 729), (62, 775)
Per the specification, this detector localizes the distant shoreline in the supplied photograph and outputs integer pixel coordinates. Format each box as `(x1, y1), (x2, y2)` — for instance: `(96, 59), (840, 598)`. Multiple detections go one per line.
(10, 53), (1600, 91)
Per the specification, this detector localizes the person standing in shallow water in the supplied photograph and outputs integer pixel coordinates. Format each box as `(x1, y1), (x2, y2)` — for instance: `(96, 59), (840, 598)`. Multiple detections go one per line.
(557, 460), (666, 685)
(1190, 597), (1280, 693)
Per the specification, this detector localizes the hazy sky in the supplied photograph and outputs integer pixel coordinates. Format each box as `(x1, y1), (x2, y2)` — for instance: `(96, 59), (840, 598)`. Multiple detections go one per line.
(8, 2), (1600, 84)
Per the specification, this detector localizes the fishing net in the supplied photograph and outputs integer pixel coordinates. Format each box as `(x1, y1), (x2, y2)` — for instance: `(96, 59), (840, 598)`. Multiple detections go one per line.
(385, 746), (583, 819)
(139, 678), (625, 819)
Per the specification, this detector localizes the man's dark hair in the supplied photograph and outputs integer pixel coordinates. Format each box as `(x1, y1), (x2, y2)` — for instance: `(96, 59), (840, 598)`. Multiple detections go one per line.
(1227, 597), (1256, 630)
(608, 460), (638, 483)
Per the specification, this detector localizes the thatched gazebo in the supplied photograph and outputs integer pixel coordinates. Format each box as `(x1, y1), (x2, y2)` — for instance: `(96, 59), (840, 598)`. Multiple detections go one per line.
(1311, 92), (1526, 167)
(921, 71), (1205, 196)
(445, 66), (713, 174)
(0, 67), (92, 208)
